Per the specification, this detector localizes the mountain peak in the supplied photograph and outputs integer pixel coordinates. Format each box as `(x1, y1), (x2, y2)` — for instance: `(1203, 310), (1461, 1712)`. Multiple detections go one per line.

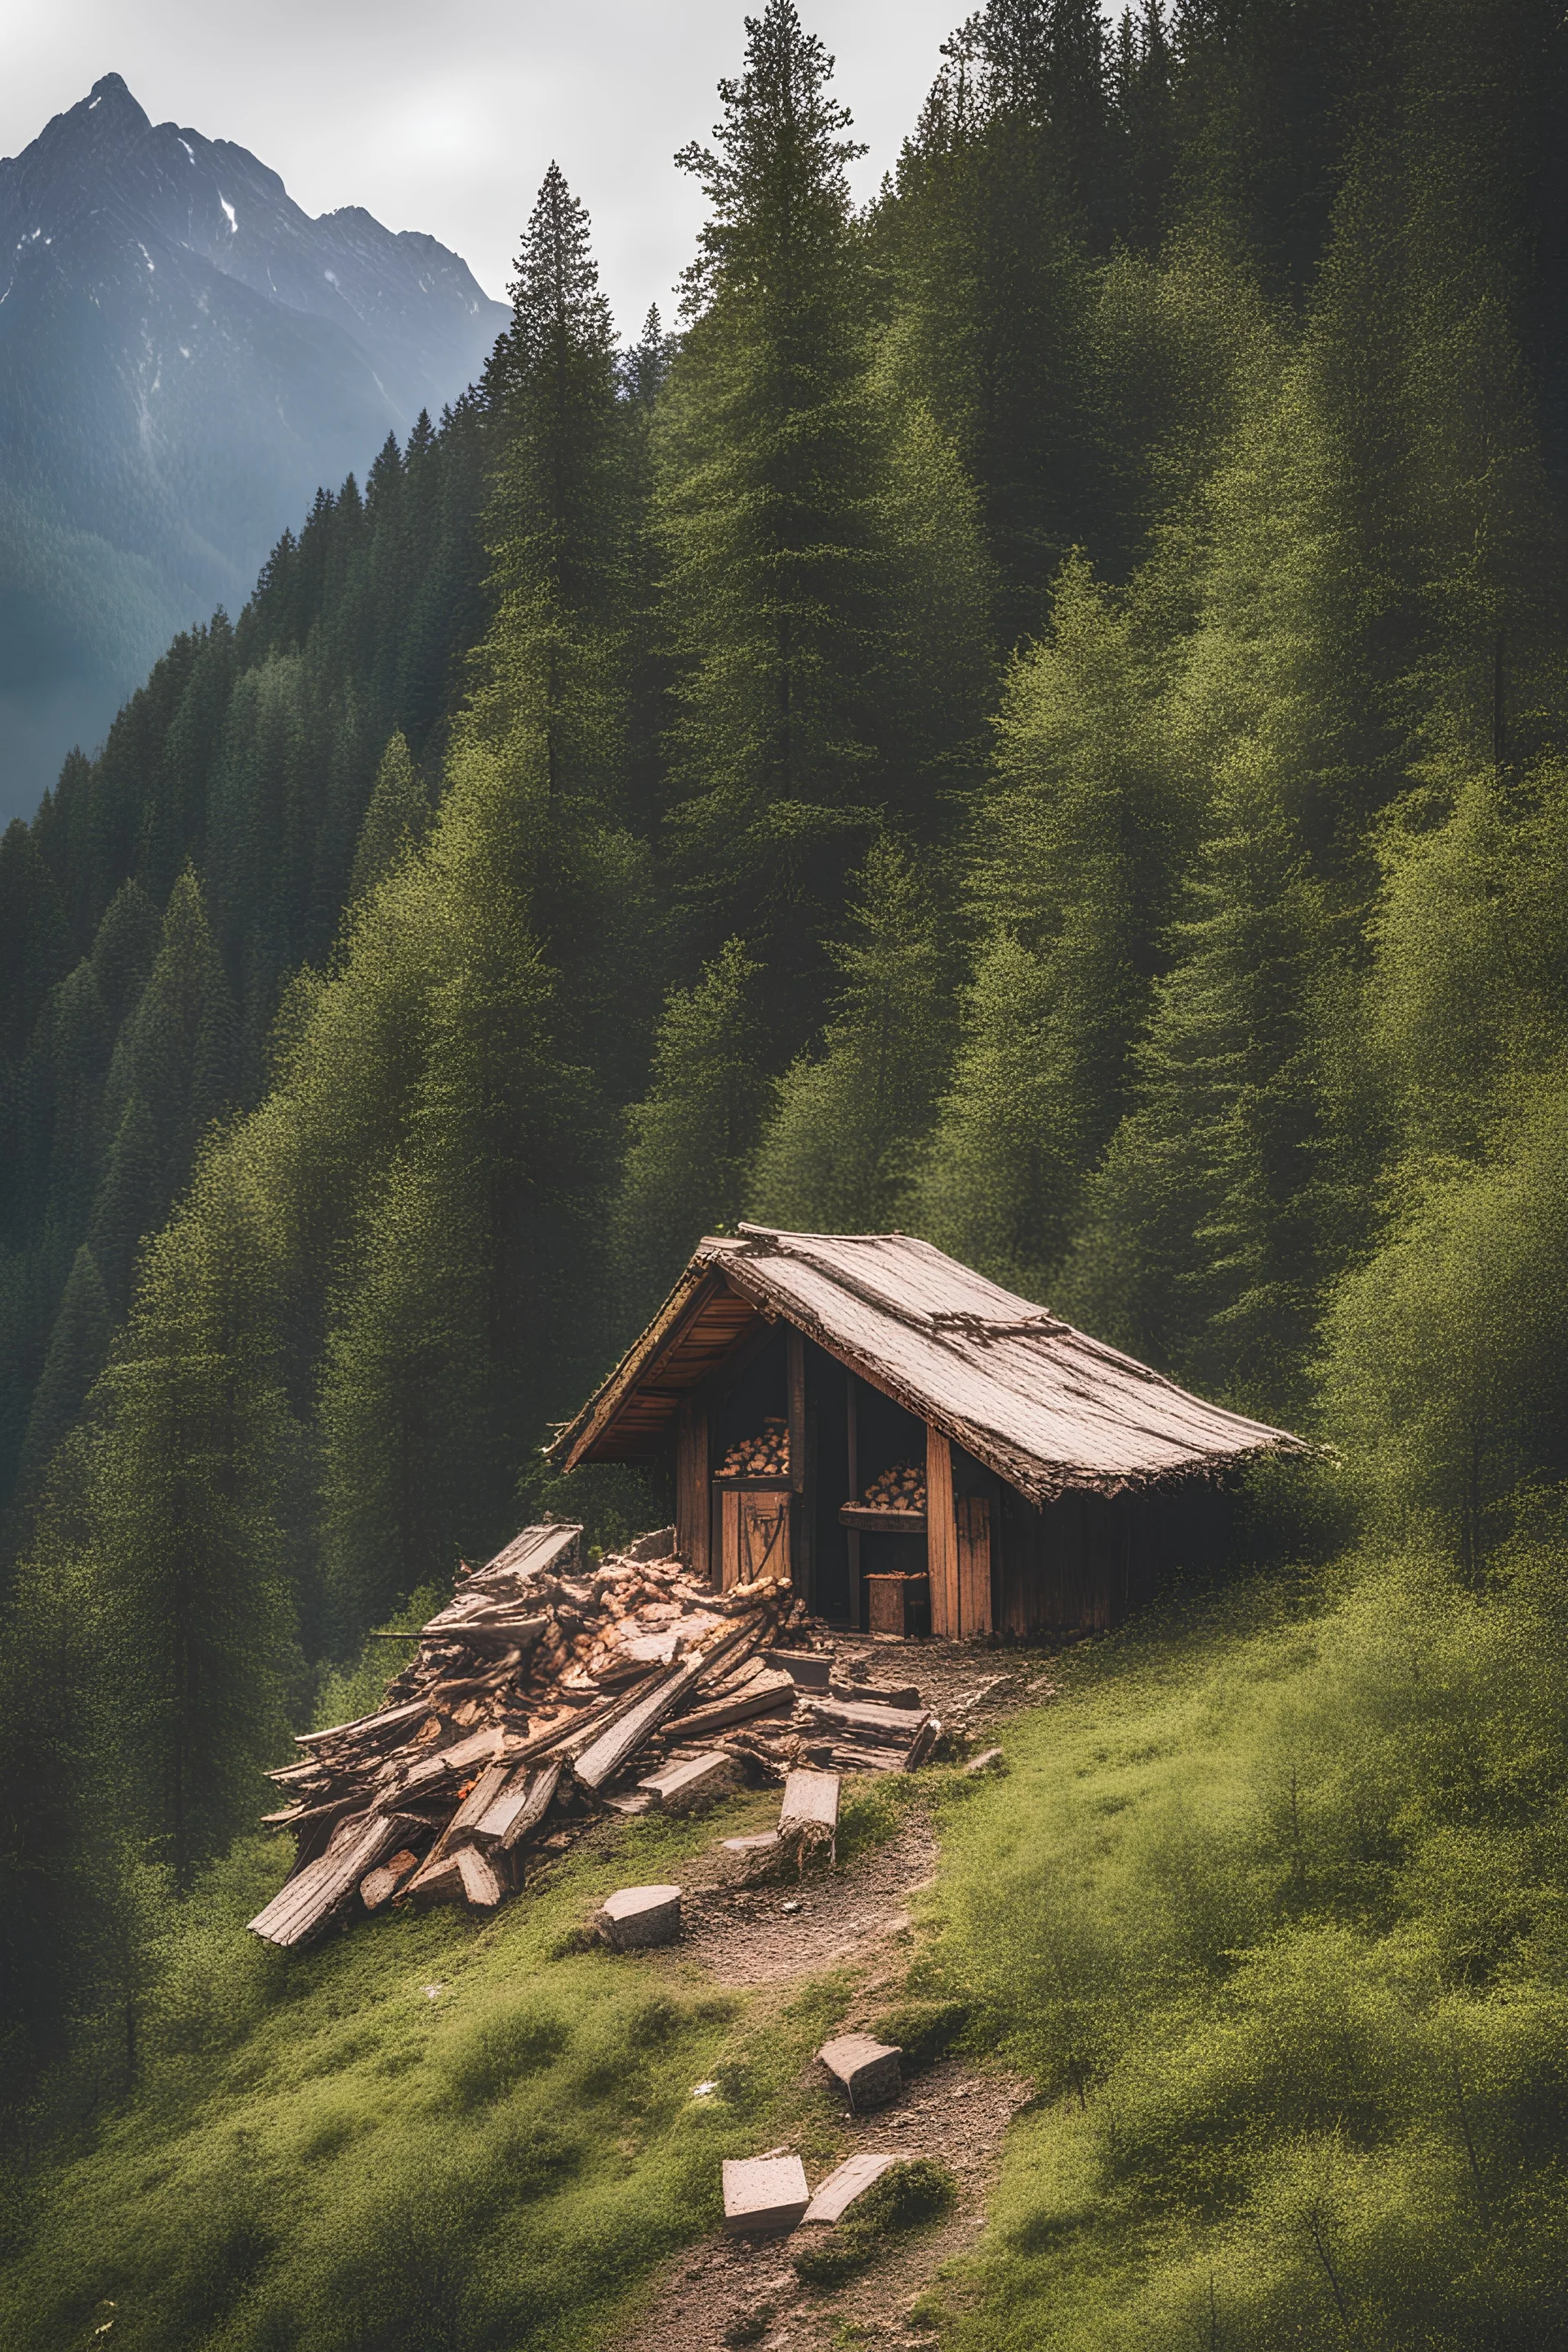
(79, 73), (151, 131)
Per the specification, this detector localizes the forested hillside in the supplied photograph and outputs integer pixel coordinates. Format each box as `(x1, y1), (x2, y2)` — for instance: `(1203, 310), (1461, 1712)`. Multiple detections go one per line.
(7, 2), (1568, 2339)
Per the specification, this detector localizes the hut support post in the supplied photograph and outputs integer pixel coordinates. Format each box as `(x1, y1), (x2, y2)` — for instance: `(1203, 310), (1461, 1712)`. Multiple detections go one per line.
(956, 1494), (992, 1637)
(787, 1329), (811, 1605)
(676, 1396), (710, 1582)
(846, 1375), (862, 1631)
(927, 1428), (959, 1638)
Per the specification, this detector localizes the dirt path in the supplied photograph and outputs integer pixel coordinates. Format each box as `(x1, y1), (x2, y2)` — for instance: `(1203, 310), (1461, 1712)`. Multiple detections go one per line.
(608, 1640), (1048, 2352)
(618, 2056), (1030, 2352)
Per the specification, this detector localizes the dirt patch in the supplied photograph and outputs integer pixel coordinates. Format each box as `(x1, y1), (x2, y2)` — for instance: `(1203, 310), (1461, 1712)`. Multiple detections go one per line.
(677, 1814), (940, 1985)
(614, 2058), (1029, 2352)
(826, 1637), (1059, 1738)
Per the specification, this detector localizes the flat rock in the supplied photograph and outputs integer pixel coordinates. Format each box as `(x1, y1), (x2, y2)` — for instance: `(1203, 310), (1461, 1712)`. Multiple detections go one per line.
(801, 2150), (915, 2225)
(818, 2032), (902, 2112)
(722, 2153), (809, 2236)
(637, 1749), (738, 1814)
(597, 1883), (682, 1949)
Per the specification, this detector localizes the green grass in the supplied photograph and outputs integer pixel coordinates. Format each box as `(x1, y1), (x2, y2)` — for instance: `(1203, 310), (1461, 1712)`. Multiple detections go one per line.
(14, 1545), (1568, 2351)
(0, 1789), (884, 2352)
(912, 1546), (1568, 2350)
(791, 2158), (957, 2288)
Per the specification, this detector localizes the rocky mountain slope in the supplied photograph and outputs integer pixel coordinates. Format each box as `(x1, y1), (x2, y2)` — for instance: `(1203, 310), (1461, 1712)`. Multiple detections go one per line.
(0, 72), (506, 816)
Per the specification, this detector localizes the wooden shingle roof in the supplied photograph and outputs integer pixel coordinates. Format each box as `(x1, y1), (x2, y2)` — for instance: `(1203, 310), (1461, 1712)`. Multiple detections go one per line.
(551, 1225), (1307, 1503)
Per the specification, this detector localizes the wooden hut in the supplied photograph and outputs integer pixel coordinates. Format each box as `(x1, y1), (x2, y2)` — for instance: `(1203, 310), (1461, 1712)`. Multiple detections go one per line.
(550, 1226), (1307, 1637)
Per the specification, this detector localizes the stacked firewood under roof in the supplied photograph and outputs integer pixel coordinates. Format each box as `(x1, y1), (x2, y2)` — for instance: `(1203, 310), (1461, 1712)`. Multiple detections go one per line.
(247, 1523), (941, 1952)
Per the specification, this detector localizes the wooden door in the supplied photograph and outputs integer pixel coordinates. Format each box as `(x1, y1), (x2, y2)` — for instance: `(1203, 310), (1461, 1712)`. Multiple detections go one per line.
(721, 1489), (792, 1589)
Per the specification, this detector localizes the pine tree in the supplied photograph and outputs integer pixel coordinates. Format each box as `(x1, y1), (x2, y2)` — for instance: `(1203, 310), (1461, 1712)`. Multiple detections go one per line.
(15, 1247), (110, 1504)
(96, 1164), (294, 1889)
(751, 837), (952, 1232)
(87, 1094), (164, 1316)
(915, 555), (1192, 1292)
(349, 731), (431, 902)
(657, 1), (884, 1037)
(612, 938), (768, 1324)
(884, 1), (1099, 639)
(101, 869), (238, 1211)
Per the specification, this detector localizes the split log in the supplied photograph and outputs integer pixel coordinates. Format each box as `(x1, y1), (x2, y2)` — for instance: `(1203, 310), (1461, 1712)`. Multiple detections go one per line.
(636, 1751), (737, 1814)
(572, 1655), (708, 1792)
(360, 1849), (421, 1911)
(801, 1697), (935, 1751)
(456, 1846), (505, 1909)
(665, 1670), (795, 1743)
(476, 1759), (561, 1851)
(400, 1759), (512, 1897)
(829, 1677), (921, 1709)
(248, 1811), (414, 1949)
(596, 1883), (682, 1949)
(295, 1696), (432, 1750)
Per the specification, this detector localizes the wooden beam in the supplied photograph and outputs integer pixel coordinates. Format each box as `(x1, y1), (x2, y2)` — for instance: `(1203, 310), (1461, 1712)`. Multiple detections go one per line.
(956, 1494), (992, 1637)
(676, 1395), (710, 1581)
(846, 1374), (862, 1633)
(927, 1427), (958, 1638)
(787, 1329), (805, 1494)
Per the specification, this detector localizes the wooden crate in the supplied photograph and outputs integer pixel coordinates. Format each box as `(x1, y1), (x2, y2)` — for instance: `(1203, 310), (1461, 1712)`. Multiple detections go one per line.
(866, 1572), (930, 1636)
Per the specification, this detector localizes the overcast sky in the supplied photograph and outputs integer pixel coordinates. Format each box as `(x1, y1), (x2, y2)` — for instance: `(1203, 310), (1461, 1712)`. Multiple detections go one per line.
(4, 0), (964, 332)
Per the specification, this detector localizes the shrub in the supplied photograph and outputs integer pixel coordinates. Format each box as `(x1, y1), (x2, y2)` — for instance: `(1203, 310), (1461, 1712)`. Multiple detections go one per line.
(792, 2159), (957, 2288)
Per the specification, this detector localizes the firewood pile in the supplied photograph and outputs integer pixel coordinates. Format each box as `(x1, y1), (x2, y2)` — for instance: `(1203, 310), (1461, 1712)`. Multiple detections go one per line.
(718, 1419), (791, 1478)
(856, 1463), (927, 1512)
(247, 1523), (941, 1953)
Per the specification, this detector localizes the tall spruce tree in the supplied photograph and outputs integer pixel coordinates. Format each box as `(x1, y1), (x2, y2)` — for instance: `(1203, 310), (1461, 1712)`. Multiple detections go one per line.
(751, 836), (952, 1232)
(657, 1), (884, 1038)
(612, 939), (768, 1327)
(96, 1160), (295, 1890)
(915, 555), (1192, 1294)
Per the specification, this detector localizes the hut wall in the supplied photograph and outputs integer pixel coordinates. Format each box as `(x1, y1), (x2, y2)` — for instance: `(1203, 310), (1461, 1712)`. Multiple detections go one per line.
(997, 1474), (1228, 1633)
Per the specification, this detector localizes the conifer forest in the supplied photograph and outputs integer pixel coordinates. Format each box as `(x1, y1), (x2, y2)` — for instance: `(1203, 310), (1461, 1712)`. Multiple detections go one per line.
(7, 4), (1568, 2346)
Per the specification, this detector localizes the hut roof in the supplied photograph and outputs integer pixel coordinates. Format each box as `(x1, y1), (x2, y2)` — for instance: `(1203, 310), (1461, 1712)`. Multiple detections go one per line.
(551, 1226), (1307, 1505)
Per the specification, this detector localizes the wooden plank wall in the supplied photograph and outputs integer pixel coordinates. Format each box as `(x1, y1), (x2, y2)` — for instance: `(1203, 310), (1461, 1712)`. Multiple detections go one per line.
(927, 1428), (959, 1637)
(675, 1397), (709, 1580)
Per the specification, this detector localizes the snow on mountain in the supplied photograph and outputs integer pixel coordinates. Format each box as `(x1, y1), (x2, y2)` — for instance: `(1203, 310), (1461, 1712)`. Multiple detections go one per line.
(0, 73), (509, 817)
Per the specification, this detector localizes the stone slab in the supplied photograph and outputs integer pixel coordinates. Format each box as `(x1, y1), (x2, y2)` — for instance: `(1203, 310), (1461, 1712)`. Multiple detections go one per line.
(722, 2153), (810, 2237)
(818, 2033), (902, 2112)
(801, 2150), (916, 2226)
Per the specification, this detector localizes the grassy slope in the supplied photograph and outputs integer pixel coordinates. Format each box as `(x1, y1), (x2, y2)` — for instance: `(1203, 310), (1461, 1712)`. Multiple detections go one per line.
(920, 1553), (1568, 2350)
(0, 1791), (889, 2352)
(8, 1546), (1568, 2352)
